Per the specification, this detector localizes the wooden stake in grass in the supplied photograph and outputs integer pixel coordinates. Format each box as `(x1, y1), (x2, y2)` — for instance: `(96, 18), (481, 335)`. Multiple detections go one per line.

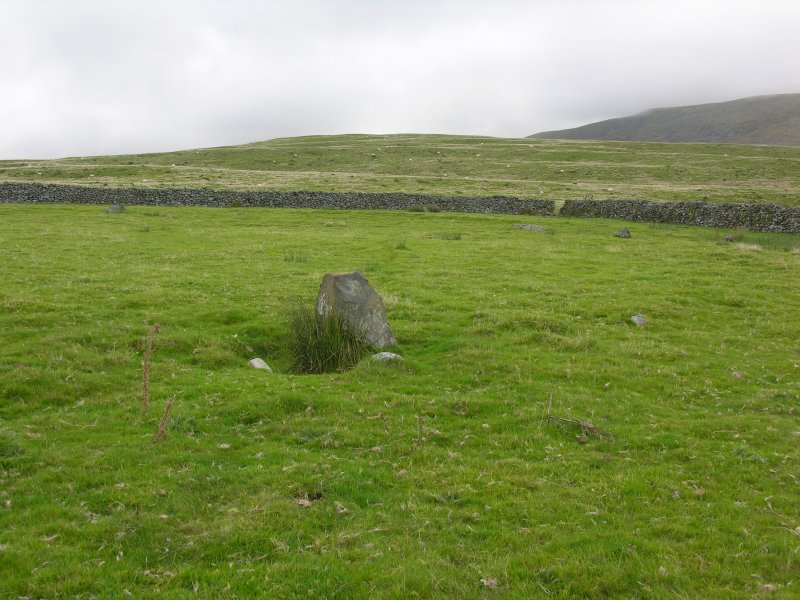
(153, 397), (173, 443)
(141, 323), (160, 411)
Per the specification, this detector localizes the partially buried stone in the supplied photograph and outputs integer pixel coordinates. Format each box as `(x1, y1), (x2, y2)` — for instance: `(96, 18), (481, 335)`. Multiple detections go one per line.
(513, 224), (546, 232)
(630, 315), (647, 327)
(106, 204), (125, 213)
(316, 271), (396, 348)
(370, 352), (403, 362)
(248, 357), (272, 371)
(614, 228), (631, 238)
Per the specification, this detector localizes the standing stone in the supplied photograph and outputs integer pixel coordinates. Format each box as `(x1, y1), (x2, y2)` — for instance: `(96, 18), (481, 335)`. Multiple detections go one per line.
(316, 271), (397, 348)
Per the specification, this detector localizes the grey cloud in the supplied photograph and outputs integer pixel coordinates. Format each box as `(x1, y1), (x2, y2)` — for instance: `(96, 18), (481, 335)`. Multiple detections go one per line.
(2, 0), (800, 158)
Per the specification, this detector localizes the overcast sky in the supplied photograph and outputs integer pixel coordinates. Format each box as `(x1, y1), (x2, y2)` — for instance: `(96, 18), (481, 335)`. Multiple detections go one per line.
(2, 0), (800, 159)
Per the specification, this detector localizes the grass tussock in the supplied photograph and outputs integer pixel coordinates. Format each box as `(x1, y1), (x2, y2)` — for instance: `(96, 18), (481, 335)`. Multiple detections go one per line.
(283, 249), (309, 263)
(288, 302), (372, 374)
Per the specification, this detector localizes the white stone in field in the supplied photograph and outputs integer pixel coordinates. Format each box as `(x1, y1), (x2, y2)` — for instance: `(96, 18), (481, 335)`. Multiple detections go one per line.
(512, 223), (546, 232)
(248, 358), (272, 371)
(630, 315), (647, 327)
(370, 352), (403, 362)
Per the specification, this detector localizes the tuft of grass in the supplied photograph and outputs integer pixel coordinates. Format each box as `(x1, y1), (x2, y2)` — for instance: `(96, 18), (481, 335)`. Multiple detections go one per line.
(395, 237), (408, 250)
(735, 242), (762, 251)
(283, 249), (309, 263)
(437, 232), (462, 240)
(288, 301), (372, 374)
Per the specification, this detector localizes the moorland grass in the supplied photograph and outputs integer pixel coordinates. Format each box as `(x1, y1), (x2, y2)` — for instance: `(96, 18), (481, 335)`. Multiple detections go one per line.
(0, 204), (798, 598)
(2, 133), (800, 206)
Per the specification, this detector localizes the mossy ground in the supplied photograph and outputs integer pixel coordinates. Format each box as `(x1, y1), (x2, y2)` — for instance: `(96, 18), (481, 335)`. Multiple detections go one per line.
(1, 204), (798, 598)
(2, 133), (800, 206)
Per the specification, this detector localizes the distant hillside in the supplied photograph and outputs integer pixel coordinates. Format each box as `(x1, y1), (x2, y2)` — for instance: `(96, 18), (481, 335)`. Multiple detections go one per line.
(530, 94), (800, 146)
(2, 133), (800, 206)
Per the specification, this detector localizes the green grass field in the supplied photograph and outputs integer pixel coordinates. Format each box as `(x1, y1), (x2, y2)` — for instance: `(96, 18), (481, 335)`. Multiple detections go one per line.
(1, 204), (798, 597)
(2, 134), (800, 206)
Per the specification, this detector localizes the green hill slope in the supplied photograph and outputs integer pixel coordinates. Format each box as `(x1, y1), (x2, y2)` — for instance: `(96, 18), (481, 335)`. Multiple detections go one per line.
(530, 94), (800, 146)
(2, 133), (800, 206)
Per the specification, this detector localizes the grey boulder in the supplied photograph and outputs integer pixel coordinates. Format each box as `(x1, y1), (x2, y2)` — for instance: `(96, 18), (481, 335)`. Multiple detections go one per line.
(316, 271), (396, 348)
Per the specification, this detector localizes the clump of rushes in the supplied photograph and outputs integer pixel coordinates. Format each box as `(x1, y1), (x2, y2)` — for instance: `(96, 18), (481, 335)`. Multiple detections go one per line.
(141, 323), (160, 411)
(288, 302), (372, 374)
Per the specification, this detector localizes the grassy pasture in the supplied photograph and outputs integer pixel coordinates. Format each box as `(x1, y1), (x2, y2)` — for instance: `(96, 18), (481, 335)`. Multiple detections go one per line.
(2, 134), (800, 206)
(1, 204), (798, 597)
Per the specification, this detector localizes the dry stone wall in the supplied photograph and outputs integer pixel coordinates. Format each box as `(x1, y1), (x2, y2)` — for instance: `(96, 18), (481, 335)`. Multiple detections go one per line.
(2, 183), (797, 232)
(0, 183), (553, 215)
(560, 199), (800, 234)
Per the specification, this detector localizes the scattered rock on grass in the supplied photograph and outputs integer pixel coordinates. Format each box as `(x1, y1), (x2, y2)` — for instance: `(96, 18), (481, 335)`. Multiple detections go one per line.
(630, 315), (647, 327)
(248, 358), (273, 371)
(512, 223), (546, 232)
(614, 228), (631, 238)
(105, 204), (125, 214)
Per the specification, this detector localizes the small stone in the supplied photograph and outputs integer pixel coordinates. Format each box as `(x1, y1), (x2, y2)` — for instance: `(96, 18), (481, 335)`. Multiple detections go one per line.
(370, 352), (403, 362)
(614, 228), (631, 238)
(480, 578), (498, 589)
(671, 490), (681, 499)
(105, 204), (125, 214)
(512, 223), (546, 232)
(248, 358), (272, 371)
(732, 371), (743, 380)
(630, 315), (647, 327)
